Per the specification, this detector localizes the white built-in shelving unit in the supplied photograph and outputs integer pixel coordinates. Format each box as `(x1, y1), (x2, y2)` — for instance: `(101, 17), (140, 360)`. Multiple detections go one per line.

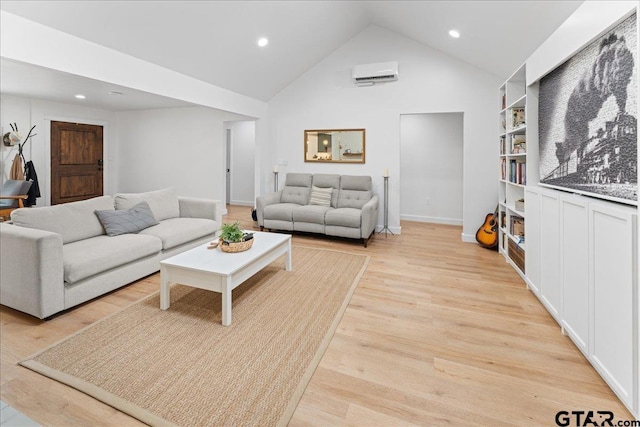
(500, 56), (638, 418)
(498, 65), (528, 277)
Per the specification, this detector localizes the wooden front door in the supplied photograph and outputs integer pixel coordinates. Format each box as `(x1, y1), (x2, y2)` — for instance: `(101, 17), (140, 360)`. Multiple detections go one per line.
(51, 121), (104, 205)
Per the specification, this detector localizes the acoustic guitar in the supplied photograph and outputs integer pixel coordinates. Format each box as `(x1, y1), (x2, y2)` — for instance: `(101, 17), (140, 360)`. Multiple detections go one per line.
(475, 205), (499, 249)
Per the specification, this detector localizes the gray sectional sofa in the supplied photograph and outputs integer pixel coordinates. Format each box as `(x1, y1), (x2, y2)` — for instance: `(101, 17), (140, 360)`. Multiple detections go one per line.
(0, 188), (221, 319)
(256, 173), (378, 247)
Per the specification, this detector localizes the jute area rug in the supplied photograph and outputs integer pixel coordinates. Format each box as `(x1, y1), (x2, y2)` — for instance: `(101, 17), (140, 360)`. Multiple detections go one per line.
(20, 246), (369, 427)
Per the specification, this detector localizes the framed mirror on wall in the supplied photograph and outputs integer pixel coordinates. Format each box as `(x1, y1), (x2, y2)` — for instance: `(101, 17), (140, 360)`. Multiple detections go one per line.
(304, 129), (365, 163)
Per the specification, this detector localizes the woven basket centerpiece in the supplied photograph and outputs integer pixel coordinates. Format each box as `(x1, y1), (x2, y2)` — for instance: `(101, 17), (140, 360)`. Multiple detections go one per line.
(219, 237), (254, 253)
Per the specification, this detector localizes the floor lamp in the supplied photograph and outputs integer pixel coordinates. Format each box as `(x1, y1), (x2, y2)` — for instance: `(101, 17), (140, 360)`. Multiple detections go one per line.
(273, 166), (279, 192)
(379, 169), (393, 237)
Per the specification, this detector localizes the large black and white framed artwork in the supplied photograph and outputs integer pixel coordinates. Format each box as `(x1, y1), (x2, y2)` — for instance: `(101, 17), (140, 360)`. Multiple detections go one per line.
(539, 12), (637, 205)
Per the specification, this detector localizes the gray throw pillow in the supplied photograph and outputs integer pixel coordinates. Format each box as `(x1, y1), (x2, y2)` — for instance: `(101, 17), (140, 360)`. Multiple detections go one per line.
(95, 201), (159, 236)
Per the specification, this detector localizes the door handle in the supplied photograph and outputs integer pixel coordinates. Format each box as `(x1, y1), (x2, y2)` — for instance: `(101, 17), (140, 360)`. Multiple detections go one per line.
(97, 159), (104, 166)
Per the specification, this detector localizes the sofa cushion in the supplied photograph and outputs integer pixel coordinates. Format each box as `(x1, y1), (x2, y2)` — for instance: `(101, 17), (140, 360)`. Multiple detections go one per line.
(337, 175), (373, 209)
(115, 188), (180, 221)
(11, 195), (114, 244)
(140, 217), (216, 250)
(95, 202), (159, 236)
(341, 175), (372, 191)
(292, 204), (333, 224)
(281, 173), (312, 205)
(325, 208), (362, 228)
(309, 186), (332, 207)
(63, 234), (162, 284)
(263, 203), (301, 222)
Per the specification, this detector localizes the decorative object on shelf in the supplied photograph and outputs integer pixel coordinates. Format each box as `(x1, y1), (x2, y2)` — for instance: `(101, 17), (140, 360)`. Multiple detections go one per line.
(539, 12), (637, 206)
(304, 129), (365, 163)
(515, 198), (525, 212)
(511, 134), (526, 153)
(379, 168), (393, 237)
(218, 221), (254, 253)
(510, 216), (524, 237)
(511, 107), (526, 129)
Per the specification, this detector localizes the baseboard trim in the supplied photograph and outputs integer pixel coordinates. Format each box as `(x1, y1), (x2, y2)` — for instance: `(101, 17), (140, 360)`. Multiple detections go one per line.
(400, 214), (462, 226)
(230, 200), (254, 207)
(461, 233), (477, 243)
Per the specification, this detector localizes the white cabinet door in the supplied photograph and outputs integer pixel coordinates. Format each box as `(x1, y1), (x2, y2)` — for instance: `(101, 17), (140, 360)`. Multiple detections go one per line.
(589, 203), (637, 411)
(525, 187), (540, 294)
(539, 191), (561, 319)
(560, 195), (589, 353)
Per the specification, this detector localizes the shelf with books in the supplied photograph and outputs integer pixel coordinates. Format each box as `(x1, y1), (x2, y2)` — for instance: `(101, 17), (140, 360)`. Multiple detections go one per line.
(498, 64), (528, 278)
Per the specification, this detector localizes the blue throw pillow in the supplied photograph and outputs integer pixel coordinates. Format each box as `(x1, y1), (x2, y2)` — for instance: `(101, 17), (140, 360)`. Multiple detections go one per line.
(95, 201), (159, 236)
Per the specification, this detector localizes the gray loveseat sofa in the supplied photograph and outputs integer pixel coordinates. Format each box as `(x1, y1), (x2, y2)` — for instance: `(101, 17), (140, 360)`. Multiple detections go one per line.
(256, 173), (378, 247)
(0, 187), (221, 319)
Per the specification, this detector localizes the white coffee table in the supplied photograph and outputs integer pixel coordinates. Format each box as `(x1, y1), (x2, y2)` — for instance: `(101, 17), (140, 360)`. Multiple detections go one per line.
(159, 232), (292, 326)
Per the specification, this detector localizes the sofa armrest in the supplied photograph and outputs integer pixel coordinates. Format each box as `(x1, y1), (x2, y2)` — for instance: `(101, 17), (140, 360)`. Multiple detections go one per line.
(0, 223), (64, 319)
(360, 194), (379, 237)
(256, 191), (283, 226)
(178, 197), (222, 226)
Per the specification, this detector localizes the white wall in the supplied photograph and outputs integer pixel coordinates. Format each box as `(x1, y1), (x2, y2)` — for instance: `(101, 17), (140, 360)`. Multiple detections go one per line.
(0, 94), (117, 206)
(266, 25), (501, 238)
(225, 120), (256, 205)
(400, 113), (463, 225)
(116, 106), (247, 203)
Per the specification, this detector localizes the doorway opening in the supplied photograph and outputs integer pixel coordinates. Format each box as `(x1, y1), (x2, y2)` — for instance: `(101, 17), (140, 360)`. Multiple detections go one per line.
(224, 121), (256, 207)
(399, 113), (463, 225)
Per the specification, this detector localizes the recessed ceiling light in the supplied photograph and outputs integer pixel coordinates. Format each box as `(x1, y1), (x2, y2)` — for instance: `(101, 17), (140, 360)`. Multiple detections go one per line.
(449, 30), (460, 38)
(75, 94), (86, 99)
(109, 91), (123, 96)
(257, 37), (269, 47)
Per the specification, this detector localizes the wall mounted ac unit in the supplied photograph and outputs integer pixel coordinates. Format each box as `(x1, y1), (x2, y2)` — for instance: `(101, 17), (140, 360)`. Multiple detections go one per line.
(352, 61), (399, 85)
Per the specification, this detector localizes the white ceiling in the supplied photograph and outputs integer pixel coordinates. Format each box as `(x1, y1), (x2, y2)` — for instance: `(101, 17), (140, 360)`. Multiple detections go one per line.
(0, 59), (195, 111)
(0, 1), (583, 109)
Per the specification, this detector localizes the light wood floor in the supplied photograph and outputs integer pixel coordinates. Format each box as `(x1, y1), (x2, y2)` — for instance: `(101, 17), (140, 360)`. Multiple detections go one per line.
(1, 205), (633, 426)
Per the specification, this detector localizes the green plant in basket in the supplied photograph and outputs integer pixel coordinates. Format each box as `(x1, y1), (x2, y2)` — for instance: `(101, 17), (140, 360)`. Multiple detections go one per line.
(219, 221), (245, 243)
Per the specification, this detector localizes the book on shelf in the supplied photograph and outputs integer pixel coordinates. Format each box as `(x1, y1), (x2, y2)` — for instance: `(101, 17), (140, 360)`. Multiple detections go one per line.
(501, 158), (506, 180)
(508, 160), (526, 184)
(501, 94), (506, 110)
(500, 136), (506, 155)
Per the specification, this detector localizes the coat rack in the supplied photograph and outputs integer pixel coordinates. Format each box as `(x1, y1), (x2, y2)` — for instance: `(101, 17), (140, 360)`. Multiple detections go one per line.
(3, 123), (37, 166)
(5, 123), (37, 185)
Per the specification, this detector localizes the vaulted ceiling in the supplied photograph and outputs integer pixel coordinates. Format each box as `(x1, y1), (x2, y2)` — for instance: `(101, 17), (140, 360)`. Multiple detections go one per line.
(0, 1), (583, 109)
